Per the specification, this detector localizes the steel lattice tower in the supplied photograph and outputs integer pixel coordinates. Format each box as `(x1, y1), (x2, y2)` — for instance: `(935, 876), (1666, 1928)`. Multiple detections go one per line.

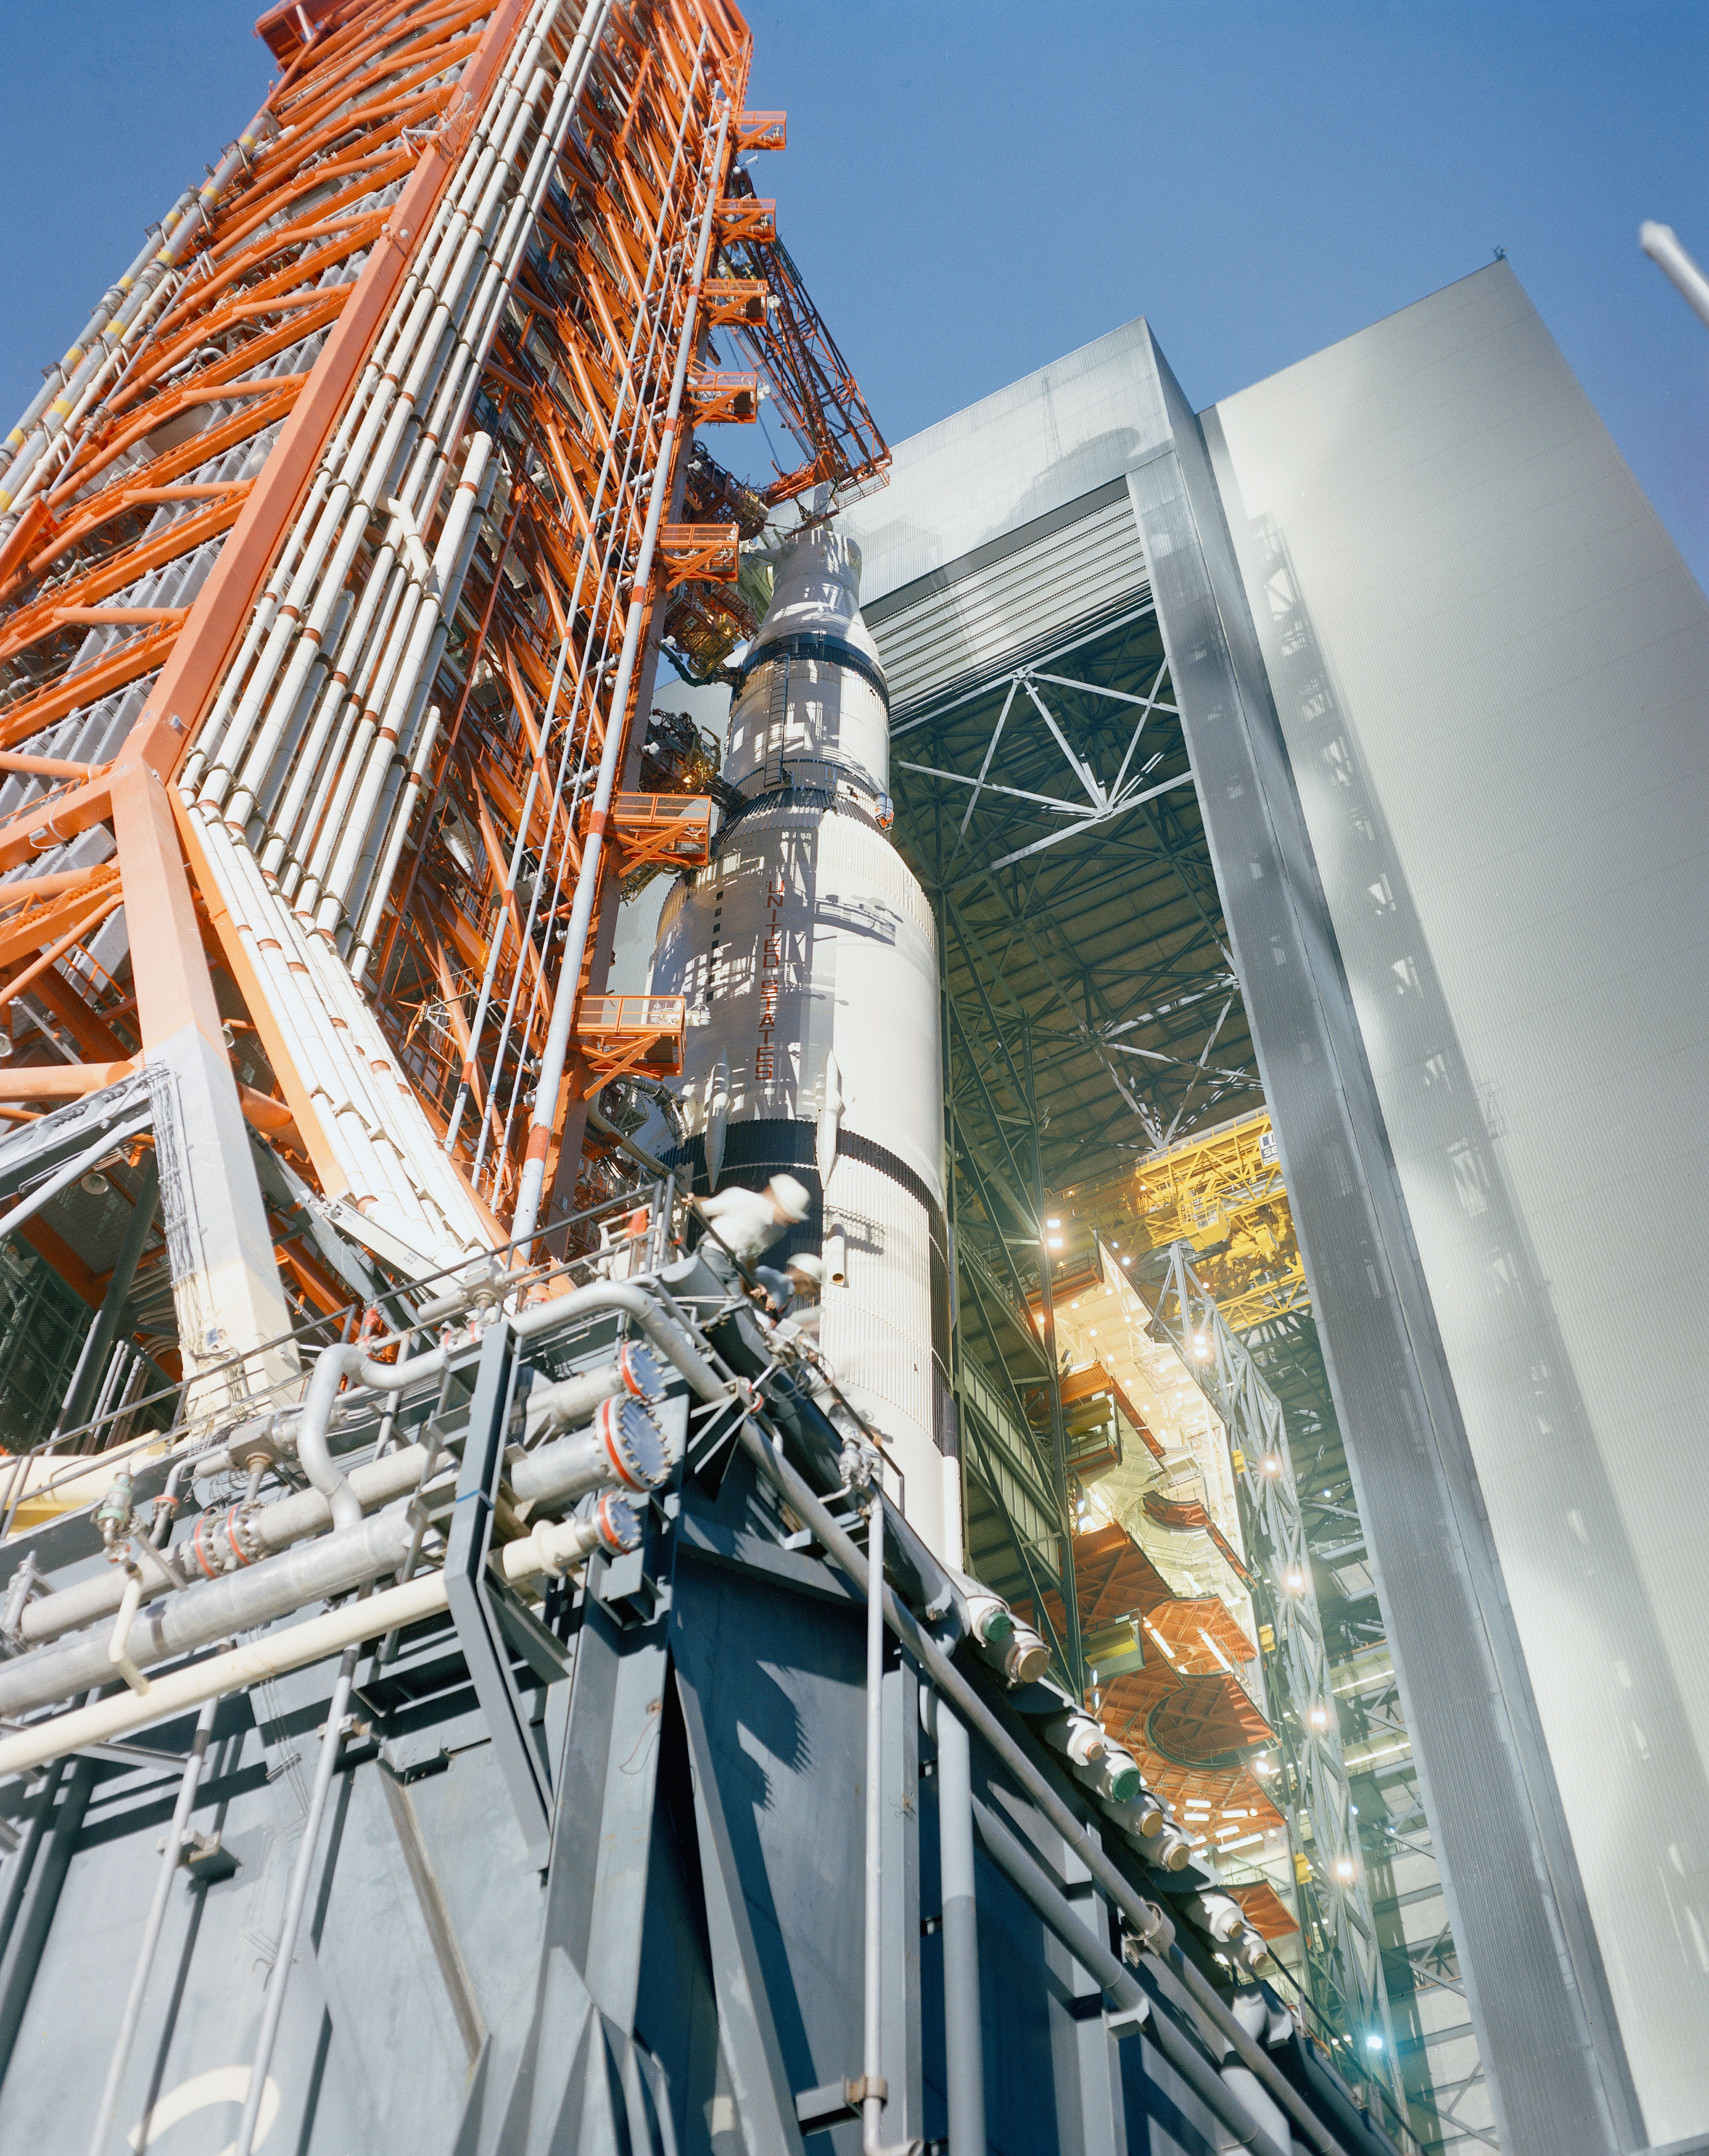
(0, 0), (882, 1428)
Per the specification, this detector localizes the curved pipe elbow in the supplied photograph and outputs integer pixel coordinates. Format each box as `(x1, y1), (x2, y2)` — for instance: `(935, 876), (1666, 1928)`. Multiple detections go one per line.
(298, 1339), (453, 1532)
(514, 1281), (725, 1404)
(299, 1346), (365, 1531)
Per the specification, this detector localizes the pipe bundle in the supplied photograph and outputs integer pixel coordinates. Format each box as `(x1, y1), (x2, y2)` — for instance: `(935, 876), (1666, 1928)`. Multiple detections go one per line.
(173, 0), (620, 1266)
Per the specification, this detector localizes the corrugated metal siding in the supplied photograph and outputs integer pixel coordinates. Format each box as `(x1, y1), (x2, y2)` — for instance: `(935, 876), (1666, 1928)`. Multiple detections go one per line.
(869, 495), (1148, 716)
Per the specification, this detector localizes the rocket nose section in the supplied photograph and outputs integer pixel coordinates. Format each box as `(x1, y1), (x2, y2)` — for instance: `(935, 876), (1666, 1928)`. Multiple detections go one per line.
(748, 522), (885, 680)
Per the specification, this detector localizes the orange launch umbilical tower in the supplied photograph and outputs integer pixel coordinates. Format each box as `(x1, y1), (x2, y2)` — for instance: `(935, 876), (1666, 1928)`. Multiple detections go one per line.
(0, 0), (885, 1429)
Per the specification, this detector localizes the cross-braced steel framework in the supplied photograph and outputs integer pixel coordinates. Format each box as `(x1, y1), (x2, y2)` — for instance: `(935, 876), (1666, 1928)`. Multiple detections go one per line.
(892, 607), (1259, 1171)
(884, 589), (1493, 2142)
(0, 0), (886, 1425)
(1244, 1303), (1499, 2153)
(1150, 1241), (1407, 2129)
(886, 605), (1263, 1698)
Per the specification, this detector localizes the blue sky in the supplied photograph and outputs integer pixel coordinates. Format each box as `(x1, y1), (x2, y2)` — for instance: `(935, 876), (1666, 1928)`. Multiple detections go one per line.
(3, 2), (1705, 585)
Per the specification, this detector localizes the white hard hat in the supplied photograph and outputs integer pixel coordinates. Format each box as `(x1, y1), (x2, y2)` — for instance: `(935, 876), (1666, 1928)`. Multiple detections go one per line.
(789, 1254), (826, 1283)
(769, 1173), (811, 1223)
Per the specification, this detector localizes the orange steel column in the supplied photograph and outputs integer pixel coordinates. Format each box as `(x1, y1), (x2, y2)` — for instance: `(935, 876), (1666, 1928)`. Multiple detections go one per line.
(110, 761), (296, 1407)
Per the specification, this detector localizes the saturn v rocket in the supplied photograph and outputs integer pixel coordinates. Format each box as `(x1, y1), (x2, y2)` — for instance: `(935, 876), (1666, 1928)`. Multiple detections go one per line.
(649, 526), (958, 1560)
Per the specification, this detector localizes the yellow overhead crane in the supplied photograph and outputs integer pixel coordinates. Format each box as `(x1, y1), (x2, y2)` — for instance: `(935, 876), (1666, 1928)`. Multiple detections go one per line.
(1062, 1108), (1310, 1334)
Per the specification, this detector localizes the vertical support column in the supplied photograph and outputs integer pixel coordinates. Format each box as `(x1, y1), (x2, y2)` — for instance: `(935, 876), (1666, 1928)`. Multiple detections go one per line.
(51, 1150), (158, 1441)
(0, 1756), (96, 2088)
(1065, 1857), (1126, 2156)
(110, 762), (294, 1409)
(1022, 1021), (1080, 1696)
(880, 1658), (923, 2142)
(936, 1706), (986, 2154)
(935, 886), (966, 1570)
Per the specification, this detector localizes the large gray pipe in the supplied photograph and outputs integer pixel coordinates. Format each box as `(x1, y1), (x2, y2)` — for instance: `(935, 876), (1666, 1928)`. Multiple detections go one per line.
(936, 1706), (986, 2155)
(510, 1396), (665, 1503)
(3, 1388), (668, 1705)
(10, 1305), (685, 1657)
(522, 1341), (665, 1443)
(0, 1507), (416, 1721)
(14, 1440), (437, 1651)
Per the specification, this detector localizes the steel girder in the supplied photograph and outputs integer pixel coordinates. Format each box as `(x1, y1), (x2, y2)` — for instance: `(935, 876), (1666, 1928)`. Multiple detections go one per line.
(1150, 1243), (1409, 2134)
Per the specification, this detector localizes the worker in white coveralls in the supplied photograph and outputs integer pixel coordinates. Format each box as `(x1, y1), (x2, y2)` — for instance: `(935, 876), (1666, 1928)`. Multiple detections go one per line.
(698, 1172), (811, 1266)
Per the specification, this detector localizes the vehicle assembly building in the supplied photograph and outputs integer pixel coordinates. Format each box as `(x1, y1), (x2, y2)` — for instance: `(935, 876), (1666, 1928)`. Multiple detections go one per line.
(0, 6), (1701, 2156)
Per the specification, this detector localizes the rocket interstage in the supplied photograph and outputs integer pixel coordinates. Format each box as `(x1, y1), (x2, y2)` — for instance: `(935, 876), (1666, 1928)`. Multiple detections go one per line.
(649, 528), (959, 1559)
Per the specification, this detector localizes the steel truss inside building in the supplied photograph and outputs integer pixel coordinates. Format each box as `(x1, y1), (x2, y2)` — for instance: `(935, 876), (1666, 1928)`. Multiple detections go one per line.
(879, 590), (1491, 2149)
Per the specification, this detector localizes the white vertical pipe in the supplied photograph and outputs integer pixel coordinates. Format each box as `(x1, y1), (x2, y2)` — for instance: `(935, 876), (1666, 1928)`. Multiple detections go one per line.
(937, 1705), (987, 2153)
(350, 706), (441, 985)
(862, 1495), (887, 2155)
(196, 1), (560, 798)
(317, 435), (490, 928)
(166, 0), (615, 1263)
(510, 90), (732, 1247)
(448, 15), (704, 1167)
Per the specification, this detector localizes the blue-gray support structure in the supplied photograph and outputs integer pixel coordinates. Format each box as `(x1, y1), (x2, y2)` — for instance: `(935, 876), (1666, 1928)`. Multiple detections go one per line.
(0, 1196), (1407, 2156)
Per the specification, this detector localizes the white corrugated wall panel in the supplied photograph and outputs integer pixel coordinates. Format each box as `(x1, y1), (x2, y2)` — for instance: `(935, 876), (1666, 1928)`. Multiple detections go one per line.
(871, 497), (1148, 714)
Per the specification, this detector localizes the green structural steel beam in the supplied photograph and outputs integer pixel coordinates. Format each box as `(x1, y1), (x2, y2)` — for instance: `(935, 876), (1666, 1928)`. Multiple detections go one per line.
(1149, 1242), (1405, 2127)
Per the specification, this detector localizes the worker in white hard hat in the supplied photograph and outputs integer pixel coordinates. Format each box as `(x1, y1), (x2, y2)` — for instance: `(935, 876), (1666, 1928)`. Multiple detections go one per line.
(698, 1172), (811, 1266)
(755, 1249), (825, 1317)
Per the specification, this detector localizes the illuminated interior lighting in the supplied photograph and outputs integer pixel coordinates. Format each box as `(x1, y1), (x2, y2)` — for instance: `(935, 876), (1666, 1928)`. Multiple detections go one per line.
(1335, 1859), (1355, 1882)
(1197, 1626), (1237, 1678)
(1143, 1618), (1179, 1663)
